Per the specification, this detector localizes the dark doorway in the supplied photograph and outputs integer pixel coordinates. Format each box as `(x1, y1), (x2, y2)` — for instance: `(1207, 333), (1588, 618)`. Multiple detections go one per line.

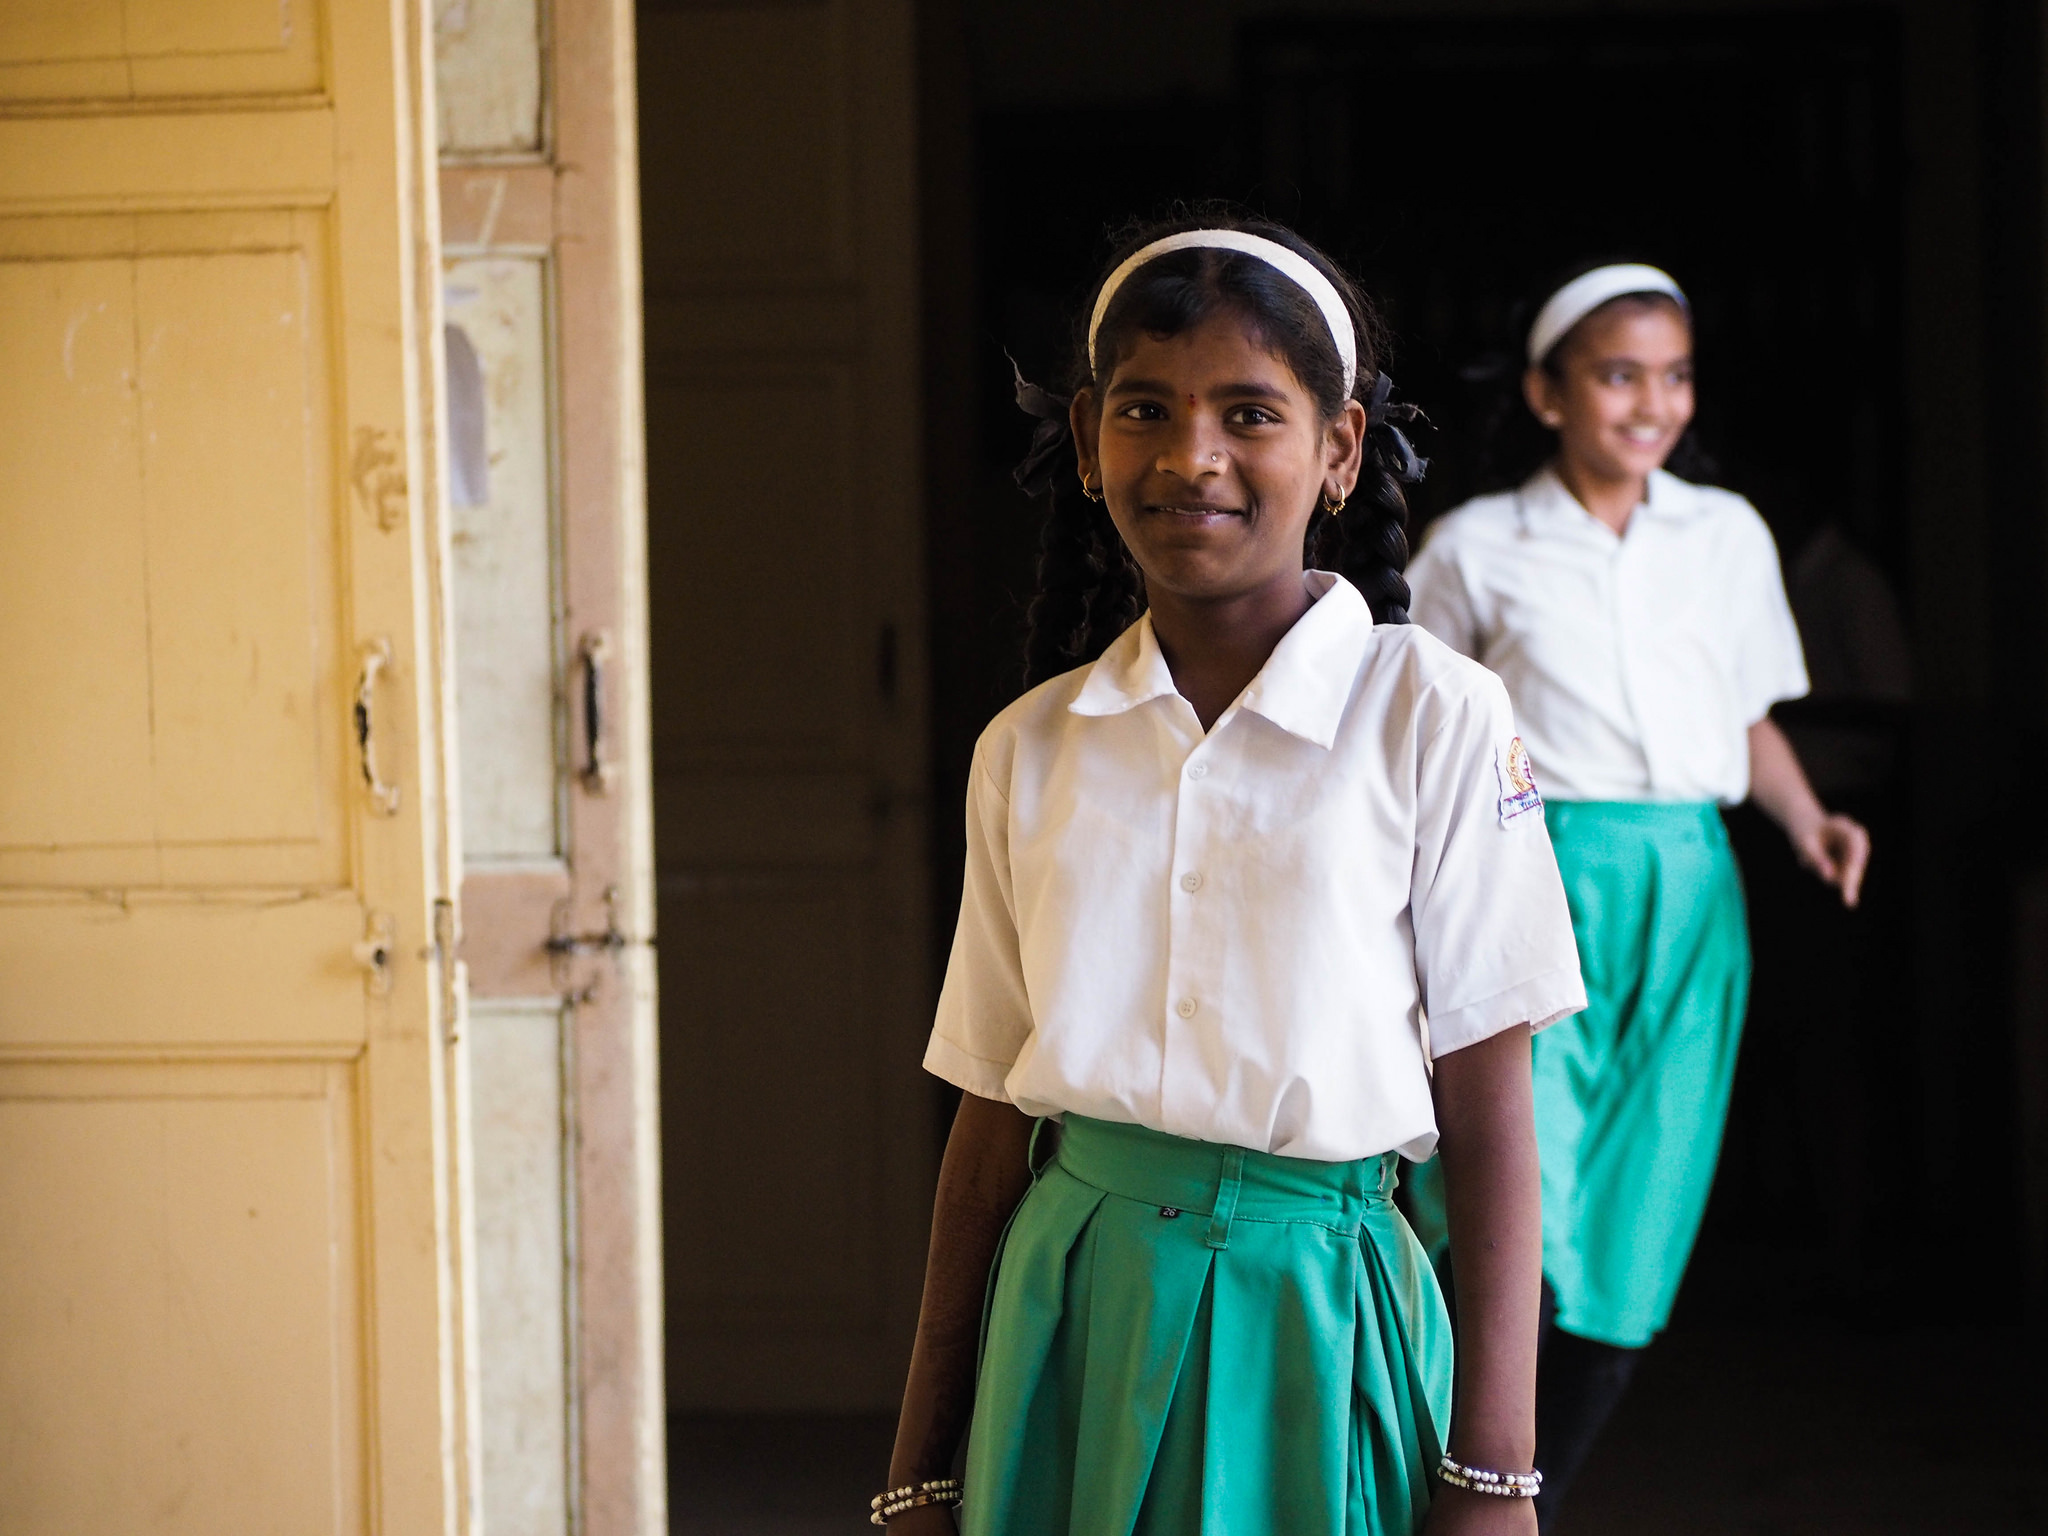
(971, 8), (1907, 641)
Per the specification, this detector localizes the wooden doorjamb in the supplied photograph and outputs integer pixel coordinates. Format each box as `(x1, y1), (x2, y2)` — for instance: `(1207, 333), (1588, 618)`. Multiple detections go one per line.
(441, 0), (664, 1526)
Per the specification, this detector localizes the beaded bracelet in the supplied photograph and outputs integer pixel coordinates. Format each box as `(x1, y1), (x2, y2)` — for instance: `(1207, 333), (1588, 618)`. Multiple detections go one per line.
(870, 1478), (963, 1525)
(1436, 1454), (1542, 1498)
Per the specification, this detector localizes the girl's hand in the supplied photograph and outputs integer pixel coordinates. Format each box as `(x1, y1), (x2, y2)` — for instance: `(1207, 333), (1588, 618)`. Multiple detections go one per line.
(1791, 810), (1870, 908)
(1748, 718), (1872, 908)
(1419, 1485), (1540, 1536)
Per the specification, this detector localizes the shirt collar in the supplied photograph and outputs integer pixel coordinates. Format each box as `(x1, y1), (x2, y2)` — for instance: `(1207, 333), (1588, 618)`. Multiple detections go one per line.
(1522, 464), (1697, 533)
(1068, 611), (1181, 717)
(1068, 571), (1374, 750)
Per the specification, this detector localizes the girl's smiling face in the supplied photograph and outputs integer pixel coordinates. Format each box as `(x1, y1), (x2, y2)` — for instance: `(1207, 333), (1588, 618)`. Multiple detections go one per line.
(1525, 299), (1695, 488)
(1072, 312), (1363, 606)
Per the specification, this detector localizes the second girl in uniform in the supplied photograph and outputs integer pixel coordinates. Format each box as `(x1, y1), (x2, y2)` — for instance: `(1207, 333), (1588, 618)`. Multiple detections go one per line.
(1406, 264), (1872, 1529)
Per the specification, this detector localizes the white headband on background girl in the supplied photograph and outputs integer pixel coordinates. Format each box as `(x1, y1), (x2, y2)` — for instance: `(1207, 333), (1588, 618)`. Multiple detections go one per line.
(1526, 264), (1689, 366)
(1087, 229), (1360, 395)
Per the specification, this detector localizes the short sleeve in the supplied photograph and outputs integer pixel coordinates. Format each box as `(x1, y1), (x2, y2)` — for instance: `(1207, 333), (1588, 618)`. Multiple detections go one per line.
(923, 745), (1033, 1099)
(1729, 507), (1810, 723)
(1410, 672), (1587, 1057)
(1406, 530), (1482, 660)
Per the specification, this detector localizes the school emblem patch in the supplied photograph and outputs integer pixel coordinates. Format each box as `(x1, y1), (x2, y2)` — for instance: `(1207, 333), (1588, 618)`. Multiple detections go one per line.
(1497, 736), (1543, 825)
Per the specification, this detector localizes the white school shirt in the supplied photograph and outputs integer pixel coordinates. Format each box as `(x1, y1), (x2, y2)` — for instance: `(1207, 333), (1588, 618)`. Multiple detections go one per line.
(923, 571), (1586, 1164)
(1406, 467), (1810, 804)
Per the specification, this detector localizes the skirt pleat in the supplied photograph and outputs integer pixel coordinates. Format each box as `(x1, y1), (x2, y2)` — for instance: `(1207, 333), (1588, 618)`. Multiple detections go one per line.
(962, 1116), (1451, 1536)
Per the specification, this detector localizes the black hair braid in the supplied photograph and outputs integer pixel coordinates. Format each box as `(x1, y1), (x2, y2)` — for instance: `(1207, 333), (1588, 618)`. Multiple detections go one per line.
(1023, 477), (1145, 687)
(1312, 443), (1413, 623)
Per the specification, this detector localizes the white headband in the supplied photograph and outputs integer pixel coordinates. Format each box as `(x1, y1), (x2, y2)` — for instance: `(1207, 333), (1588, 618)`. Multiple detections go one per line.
(1087, 229), (1359, 396)
(1526, 263), (1688, 366)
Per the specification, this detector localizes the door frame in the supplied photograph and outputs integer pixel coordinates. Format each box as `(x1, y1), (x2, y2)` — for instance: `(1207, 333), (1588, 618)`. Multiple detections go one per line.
(439, 0), (665, 1526)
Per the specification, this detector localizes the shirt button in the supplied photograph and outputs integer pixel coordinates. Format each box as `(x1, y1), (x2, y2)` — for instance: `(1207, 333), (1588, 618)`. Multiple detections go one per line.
(1180, 872), (1203, 892)
(1186, 761), (1208, 780)
(1176, 996), (1198, 1019)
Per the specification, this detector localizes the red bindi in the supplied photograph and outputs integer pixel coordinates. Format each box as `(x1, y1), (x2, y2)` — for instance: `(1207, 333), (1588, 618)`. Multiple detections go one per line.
(1187, 393), (1197, 408)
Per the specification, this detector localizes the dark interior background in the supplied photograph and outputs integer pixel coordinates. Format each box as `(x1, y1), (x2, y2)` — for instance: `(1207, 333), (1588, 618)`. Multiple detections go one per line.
(923, 0), (2048, 1343)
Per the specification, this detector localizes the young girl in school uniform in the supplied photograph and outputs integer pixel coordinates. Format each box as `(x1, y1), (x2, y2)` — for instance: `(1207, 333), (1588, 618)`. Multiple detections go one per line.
(1405, 264), (1872, 1529)
(875, 214), (1588, 1536)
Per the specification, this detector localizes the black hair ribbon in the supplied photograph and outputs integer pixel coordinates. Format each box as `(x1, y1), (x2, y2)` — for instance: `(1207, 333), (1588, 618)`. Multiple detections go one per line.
(1364, 372), (1429, 484)
(1009, 354), (1077, 499)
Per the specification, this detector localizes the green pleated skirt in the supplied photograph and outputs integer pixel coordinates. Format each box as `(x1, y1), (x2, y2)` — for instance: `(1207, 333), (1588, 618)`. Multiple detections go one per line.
(1407, 800), (1749, 1348)
(962, 1115), (1453, 1536)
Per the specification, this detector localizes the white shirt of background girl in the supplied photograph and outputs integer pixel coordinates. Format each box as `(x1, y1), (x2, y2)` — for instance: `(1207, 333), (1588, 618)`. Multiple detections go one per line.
(1407, 468), (1810, 805)
(924, 572), (1586, 1164)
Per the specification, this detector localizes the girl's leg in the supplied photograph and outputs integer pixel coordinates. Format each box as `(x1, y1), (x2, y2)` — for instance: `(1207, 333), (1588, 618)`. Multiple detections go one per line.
(1532, 1285), (1643, 1533)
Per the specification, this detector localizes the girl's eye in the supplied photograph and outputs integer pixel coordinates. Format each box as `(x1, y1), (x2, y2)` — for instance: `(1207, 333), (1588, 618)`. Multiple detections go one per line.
(1116, 401), (1167, 421)
(1228, 405), (1280, 426)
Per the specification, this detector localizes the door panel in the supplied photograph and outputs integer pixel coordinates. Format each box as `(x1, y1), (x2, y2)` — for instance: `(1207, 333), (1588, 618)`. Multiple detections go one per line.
(0, 896), (367, 1049)
(447, 255), (564, 866)
(0, 0), (325, 102)
(470, 999), (573, 1536)
(644, 366), (863, 751)
(0, 3), (468, 1534)
(0, 214), (343, 890)
(638, 3), (853, 280)
(435, 0), (546, 155)
(639, 0), (934, 1411)
(664, 872), (882, 1324)
(0, 1060), (362, 1535)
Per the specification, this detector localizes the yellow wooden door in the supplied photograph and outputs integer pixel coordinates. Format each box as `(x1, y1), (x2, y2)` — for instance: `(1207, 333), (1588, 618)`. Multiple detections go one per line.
(0, 3), (471, 1532)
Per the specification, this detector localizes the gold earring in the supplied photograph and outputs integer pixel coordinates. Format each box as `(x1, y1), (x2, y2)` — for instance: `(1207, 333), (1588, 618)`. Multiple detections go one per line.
(1321, 489), (1346, 515)
(1079, 471), (1104, 503)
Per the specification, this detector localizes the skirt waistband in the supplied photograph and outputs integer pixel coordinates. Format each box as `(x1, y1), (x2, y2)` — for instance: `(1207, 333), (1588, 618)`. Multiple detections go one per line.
(1051, 1115), (1399, 1251)
(1547, 799), (1726, 829)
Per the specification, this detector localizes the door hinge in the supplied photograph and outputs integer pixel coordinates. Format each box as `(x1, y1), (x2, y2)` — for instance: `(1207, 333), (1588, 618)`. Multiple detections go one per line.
(432, 897), (465, 1042)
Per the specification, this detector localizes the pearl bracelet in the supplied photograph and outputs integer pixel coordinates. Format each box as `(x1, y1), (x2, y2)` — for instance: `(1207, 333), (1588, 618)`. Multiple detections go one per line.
(870, 1478), (963, 1525)
(1436, 1454), (1542, 1498)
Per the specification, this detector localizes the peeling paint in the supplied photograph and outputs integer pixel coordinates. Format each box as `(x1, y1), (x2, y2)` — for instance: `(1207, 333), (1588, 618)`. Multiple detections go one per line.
(348, 426), (407, 532)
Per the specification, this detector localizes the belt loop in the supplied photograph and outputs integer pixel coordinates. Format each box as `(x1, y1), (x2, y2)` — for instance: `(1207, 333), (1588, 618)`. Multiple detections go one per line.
(1205, 1146), (1246, 1250)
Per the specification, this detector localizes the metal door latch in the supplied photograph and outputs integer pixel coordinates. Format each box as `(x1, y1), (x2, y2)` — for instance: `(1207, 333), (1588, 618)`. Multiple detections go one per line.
(578, 630), (615, 794)
(548, 886), (629, 1000)
(354, 638), (402, 816)
(546, 886), (627, 957)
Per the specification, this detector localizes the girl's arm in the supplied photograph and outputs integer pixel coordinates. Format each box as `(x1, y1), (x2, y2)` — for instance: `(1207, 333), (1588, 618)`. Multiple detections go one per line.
(883, 1091), (1038, 1533)
(1425, 1022), (1542, 1536)
(1748, 715), (1870, 907)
